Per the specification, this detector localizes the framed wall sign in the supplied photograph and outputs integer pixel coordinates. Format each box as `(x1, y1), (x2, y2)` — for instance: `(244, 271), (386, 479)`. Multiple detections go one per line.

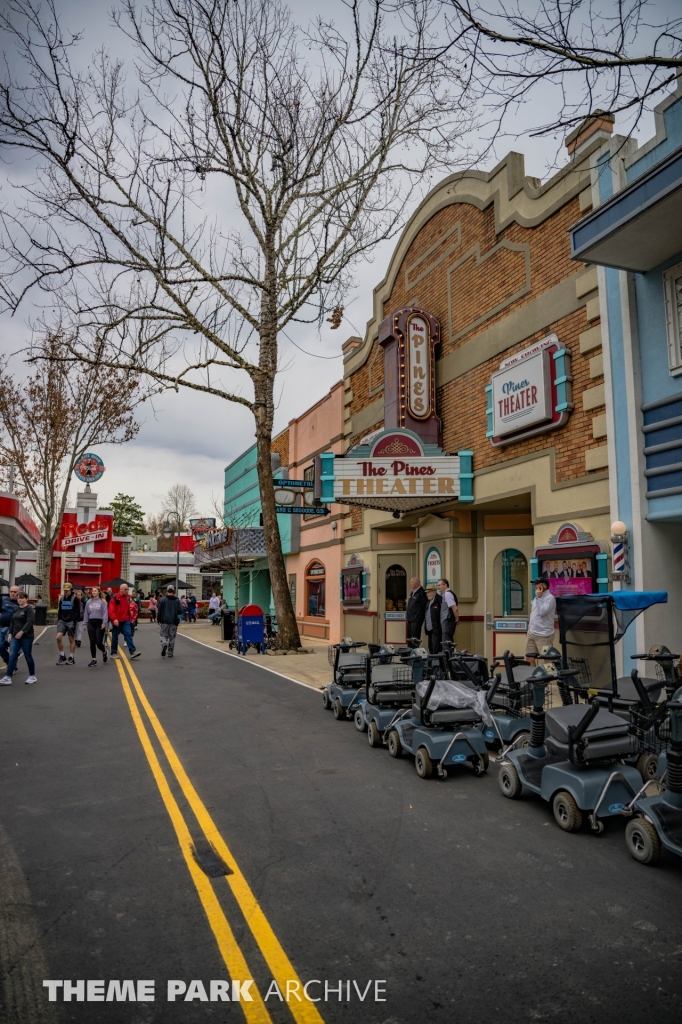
(485, 333), (573, 446)
(424, 546), (442, 585)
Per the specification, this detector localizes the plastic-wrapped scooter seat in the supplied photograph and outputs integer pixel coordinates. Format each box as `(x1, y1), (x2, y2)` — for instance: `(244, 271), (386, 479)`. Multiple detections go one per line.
(429, 707), (483, 725)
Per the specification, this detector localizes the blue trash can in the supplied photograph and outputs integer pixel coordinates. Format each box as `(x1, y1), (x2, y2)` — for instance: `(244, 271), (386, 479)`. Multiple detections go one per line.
(237, 604), (265, 654)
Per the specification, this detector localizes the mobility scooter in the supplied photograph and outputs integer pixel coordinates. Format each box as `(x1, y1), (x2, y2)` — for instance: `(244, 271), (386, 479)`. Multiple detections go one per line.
(323, 638), (377, 721)
(386, 661), (493, 779)
(498, 661), (648, 833)
(623, 684), (682, 864)
(556, 590), (672, 781)
(457, 648), (556, 755)
(358, 646), (439, 747)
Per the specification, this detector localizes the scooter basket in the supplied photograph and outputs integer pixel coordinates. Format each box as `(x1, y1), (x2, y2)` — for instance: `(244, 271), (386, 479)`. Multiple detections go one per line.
(630, 706), (670, 757)
(490, 681), (552, 719)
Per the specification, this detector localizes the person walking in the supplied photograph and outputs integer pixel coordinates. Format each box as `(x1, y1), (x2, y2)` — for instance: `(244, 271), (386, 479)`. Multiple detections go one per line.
(179, 594), (188, 622)
(56, 582), (81, 665)
(131, 588), (142, 634)
(0, 591), (36, 685)
(148, 594), (158, 623)
(406, 577), (428, 644)
(437, 578), (459, 647)
(108, 583), (140, 659)
(158, 584), (182, 658)
(187, 592), (197, 623)
(74, 588), (85, 647)
(525, 578), (557, 666)
(83, 586), (109, 668)
(424, 584), (442, 654)
(0, 584), (20, 665)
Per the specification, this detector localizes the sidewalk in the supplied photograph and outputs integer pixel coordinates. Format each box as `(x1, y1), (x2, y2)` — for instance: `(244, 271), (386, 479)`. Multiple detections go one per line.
(176, 620), (332, 690)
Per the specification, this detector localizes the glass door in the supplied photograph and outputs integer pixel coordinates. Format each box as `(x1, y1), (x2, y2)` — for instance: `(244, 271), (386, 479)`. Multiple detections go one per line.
(377, 553), (415, 644)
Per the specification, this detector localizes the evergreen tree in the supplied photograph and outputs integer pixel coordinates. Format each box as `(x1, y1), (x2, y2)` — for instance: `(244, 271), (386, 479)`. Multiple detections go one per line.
(101, 493), (146, 536)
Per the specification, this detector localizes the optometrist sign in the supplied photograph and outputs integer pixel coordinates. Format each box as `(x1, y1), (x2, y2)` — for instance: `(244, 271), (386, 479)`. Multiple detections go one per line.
(486, 334), (573, 446)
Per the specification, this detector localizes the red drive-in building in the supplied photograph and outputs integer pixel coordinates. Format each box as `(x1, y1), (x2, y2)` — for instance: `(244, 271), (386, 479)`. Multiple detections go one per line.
(49, 486), (124, 602)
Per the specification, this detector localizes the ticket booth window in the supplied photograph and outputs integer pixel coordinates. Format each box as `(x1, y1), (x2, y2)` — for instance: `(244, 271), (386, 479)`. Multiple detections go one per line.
(306, 561), (325, 617)
(385, 564), (407, 611)
(494, 549), (528, 617)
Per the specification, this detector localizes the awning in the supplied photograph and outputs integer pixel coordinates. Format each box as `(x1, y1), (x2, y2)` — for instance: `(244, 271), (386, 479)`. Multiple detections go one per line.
(0, 494), (42, 550)
(570, 146), (682, 272)
(610, 590), (668, 610)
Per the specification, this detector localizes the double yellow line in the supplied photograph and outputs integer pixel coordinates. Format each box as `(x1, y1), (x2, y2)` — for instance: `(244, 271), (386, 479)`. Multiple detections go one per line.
(116, 652), (324, 1024)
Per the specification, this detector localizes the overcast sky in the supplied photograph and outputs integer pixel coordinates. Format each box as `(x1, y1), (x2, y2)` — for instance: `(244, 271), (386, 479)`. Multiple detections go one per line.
(1, 0), (673, 522)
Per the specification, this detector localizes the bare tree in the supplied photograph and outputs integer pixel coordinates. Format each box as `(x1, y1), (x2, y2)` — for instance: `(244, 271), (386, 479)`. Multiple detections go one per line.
(0, 0), (473, 648)
(440, 0), (682, 142)
(162, 483), (198, 531)
(0, 332), (141, 592)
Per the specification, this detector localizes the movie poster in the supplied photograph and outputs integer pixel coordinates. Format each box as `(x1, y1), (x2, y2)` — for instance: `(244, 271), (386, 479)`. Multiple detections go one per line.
(540, 557), (594, 596)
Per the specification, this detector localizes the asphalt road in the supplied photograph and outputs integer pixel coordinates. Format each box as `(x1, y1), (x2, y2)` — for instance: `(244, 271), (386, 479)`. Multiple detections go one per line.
(2, 624), (682, 1024)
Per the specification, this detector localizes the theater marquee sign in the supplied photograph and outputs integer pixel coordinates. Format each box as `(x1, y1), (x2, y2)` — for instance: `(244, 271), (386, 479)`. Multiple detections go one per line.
(485, 333), (573, 446)
(320, 429), (473, 513)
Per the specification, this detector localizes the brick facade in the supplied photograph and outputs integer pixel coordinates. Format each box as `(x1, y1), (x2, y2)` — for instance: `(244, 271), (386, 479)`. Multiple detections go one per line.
(346, 193), (605, 480)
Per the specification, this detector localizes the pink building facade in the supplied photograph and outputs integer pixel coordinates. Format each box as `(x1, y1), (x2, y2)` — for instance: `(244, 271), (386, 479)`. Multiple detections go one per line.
(284, 382), (345, 643)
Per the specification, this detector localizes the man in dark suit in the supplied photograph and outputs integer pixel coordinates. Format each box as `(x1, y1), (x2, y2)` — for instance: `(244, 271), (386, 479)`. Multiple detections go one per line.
(406, 577), (428, 642)
(424, 585), (442, 654)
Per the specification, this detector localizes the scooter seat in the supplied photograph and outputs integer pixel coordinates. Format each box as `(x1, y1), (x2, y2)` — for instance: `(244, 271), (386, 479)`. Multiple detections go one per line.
(430, 708), (482, 725)
(412, 701), (482, 724)
(370, 688), (413, 704)
(615, 676), (663, 703)
(545, 704), (630, 743)
(545, 733), (638, 760)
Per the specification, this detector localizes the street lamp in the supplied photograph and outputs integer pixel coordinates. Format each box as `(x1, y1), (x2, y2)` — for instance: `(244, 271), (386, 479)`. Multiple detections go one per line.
(163, 512), (182, 592)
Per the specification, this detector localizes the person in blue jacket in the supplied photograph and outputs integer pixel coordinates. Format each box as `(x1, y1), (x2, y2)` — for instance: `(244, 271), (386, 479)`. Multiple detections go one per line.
(0, 584), (19, 665)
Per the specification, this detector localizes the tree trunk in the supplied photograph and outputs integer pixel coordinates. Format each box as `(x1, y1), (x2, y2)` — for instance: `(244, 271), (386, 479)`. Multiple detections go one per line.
(254, 403), (301, 650)
(35, 536), (51, 603)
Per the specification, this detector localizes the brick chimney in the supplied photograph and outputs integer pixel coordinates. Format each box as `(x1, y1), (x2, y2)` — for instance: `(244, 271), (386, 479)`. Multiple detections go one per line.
(565, 110), (615, 158)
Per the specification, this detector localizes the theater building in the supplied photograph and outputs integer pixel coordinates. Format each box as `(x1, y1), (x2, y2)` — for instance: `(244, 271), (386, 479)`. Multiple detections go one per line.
(328, 129), (617, 658)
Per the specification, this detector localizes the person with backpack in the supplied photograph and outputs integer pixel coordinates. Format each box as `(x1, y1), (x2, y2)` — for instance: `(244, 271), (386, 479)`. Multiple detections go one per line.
(108, 583), (140, 659)
(157, 584), (183, 658)
(56, 582), (81, 665)
(0, 591), (36, 685)
(437, 577), (459, 646)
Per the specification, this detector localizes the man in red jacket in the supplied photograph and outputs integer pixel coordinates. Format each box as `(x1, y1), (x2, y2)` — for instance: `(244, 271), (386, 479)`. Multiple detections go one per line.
(109, 583), (140, 659)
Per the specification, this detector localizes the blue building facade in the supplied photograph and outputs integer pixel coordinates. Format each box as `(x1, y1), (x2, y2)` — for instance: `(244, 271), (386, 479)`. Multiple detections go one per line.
(222, 442), (296, 613)
(570, 79), (682, 656)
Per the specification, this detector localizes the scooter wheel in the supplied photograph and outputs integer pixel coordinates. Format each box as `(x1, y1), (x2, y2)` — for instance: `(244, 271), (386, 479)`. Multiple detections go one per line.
(552, 790), (583, 832)
(387, 730), (403, 758)
(472, 752), (490, 776)
(498, 762), (522, 799)
(322, 689), (331, 710)
(636, 751), (659, 783)
(415, 747), (434, 779)
(333, 699), (346, 721)
(626, 816), (661, 864)
(368, 720), (382, 747)
(354, 708), (367, 732)
(514, 732), (531, 750)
